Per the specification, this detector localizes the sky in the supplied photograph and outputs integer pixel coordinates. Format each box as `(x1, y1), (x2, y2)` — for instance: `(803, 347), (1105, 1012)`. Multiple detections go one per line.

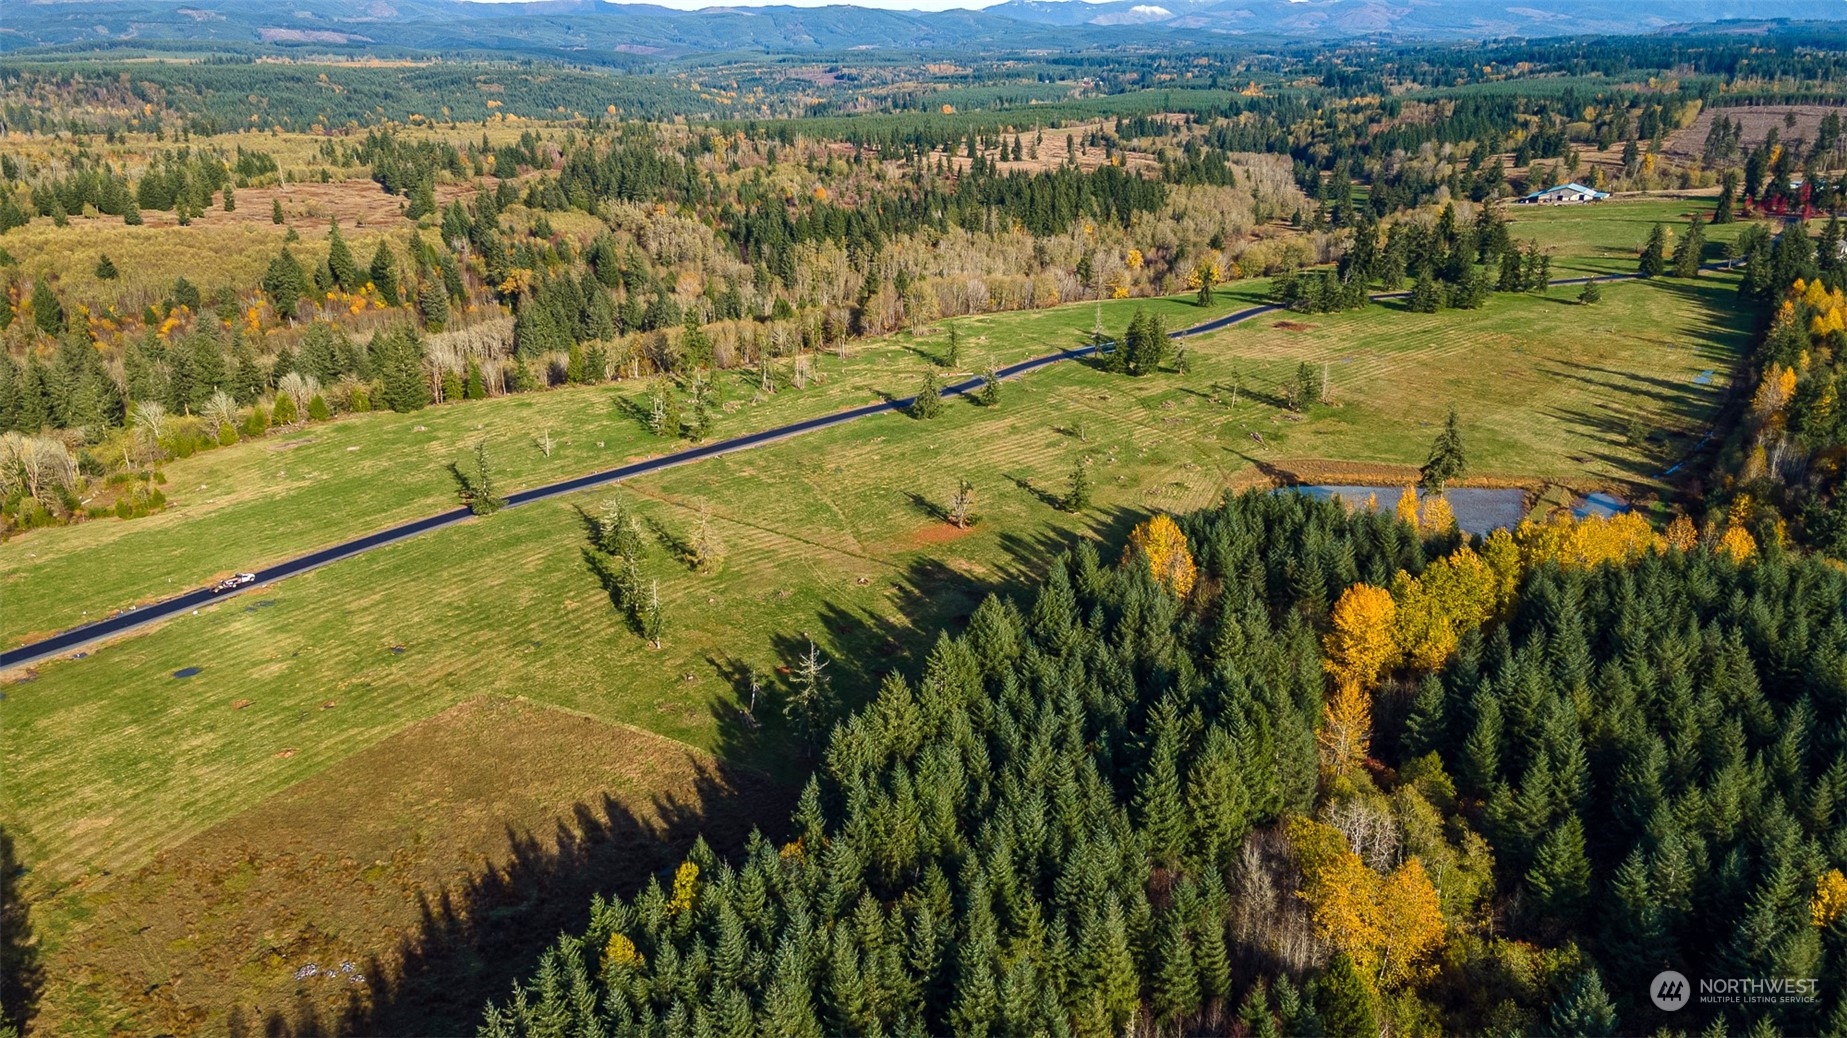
(463, 0), (1020, 10)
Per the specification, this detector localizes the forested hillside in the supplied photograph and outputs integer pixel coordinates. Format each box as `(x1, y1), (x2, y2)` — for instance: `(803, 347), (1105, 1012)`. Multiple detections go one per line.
(481, 495), (1847, 1036)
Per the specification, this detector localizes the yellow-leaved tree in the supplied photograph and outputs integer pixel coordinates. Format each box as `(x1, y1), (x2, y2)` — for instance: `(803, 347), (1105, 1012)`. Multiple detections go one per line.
(1515, 512), (1659, 570)
(1375, 857), (1447, 987)
(1324, 584), (1397, 692)
(1388, 546), (1499, 672)
(668, 860), (700, 914)
(1322, 584), (1396, 772)
(1718, 523), (1758, 563)
(1395, 486), (1419, 528)
(1287, 816), (1447, 987)
(1664, 514), (1699, 552)
(1480, 528), (1523, 612)
(1814, 869), (1847, 928)
(1418, 494), (1457, 536)
(1124, 514), (1197, 598)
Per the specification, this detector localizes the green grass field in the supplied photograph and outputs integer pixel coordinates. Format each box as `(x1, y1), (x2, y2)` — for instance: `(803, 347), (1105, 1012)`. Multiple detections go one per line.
(1507, 194), (1743, 276)
(1, 286), (1269, 648)
(0, 201), (1762, 1032)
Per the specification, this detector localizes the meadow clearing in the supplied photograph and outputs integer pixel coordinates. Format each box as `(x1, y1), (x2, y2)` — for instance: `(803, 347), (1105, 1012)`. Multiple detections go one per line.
(1, 198), (1758, 1031)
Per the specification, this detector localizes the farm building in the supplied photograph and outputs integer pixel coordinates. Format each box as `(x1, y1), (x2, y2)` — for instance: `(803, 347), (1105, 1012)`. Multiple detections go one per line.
(1516, 182), (1610, 205)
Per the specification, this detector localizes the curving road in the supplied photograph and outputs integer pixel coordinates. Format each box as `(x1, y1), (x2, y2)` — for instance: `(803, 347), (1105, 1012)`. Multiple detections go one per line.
(1, 270), (1668, 671)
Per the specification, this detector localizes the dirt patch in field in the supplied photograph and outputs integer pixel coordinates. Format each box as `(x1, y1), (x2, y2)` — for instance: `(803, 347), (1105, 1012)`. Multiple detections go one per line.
(905, 521), (979, 547)
(1272, 320), (1315, 332)
(35, 696), (790, 1036)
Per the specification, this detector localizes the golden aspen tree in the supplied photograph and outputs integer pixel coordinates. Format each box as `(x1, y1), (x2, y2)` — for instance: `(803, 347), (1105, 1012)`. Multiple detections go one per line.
(1395, 486), (1419, 528)
(1321, 680), (1373, 775)
(605, 932), (644, 969)
(1375, 858), (1447, 987)
(1324, 584), (1397, 691)
(1515, 512), (1658, 570)
(1479, 528), (1523, 612)
(1287, 817), (1384, 963)
(1718, 523), (1758, 563)
(1664, 514), (1699, 551)
(1286, 818), (1446, 988)
(1322, 584), (1396, 771)
(1813, 869), (1847, 928)
(1390, 570), (1454, 673)
(1125, 514), (1197, 598)
(1418, 494), (1457, 535)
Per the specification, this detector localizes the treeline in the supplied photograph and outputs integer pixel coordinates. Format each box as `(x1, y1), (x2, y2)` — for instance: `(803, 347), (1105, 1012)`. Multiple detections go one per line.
(0, 60), (705, 136)
(1720, 222), (1847, 559)
(481, 494), (1847, 1036)
(1272, 202), (1550, 314)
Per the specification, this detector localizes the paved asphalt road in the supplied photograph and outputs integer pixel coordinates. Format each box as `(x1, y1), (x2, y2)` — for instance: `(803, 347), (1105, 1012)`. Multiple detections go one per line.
(4, 270), (1670, 671)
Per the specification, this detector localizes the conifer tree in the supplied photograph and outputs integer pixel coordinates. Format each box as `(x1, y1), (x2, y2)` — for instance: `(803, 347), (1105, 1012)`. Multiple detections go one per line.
(369, 242), (400, 305)
(911, 368), (943, 419)
(1419, 407), (1467, 491)
(978, 366), (1000, 407)
(1310, 954), (1378, 1038)
(269, 389), (298, 426)
(1638, 223), (1669, 278)
(1064, 457), (1092, 512)
(271, 198), (285, 225)
(1547, 969), (1618, 1037)
(1408, 269), (1442, 313)
(1673, 216), (1706, 278)
(640, 578), (665, 649)
(326, 220), (359, 290)
(30, 279), (64, 335)
(417, 280), (449, 331)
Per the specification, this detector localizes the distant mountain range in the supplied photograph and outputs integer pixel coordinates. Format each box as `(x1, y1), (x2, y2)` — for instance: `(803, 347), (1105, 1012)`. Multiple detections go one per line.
(0, 0), (1836, 58)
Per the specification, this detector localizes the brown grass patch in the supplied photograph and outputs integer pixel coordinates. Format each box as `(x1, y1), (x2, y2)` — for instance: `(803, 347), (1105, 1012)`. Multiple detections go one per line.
(1273, 320), (1315, 332)
(1665, 104), (1846, 163)
(34, 696), (789, 1036)
(1224, 457), (1608, 493)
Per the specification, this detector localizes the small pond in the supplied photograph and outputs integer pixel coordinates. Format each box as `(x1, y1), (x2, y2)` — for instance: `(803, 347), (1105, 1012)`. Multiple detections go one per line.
(1283, 485), (1628, 537)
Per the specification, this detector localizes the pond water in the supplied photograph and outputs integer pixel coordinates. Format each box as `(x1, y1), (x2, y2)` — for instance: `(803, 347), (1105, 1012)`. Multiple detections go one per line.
(1284, 485), (1629, 536)
(1286, 485), (1530, 536)
(1574, 491), (1628, 520)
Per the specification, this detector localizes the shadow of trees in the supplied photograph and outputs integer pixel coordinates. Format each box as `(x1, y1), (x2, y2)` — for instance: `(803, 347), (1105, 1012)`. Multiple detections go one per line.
(232, 506), (1148, 1036)
(232, 762), (793, 1037)
(702, 507), (1145, 781)
(1, 826), (42, 1038)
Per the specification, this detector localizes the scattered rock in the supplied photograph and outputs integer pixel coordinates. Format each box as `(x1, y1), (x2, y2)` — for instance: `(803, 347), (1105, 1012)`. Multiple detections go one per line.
(232, 699), (254, 710)
(275, 748), (297, 759)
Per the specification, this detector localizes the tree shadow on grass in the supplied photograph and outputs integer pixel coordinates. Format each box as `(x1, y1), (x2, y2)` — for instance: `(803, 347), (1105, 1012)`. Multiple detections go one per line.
(1006, 471), (1068, 510)
(249, 507), (1151, 1036)
(700, 506), (1148, 777)
(236, 762), (793, 1038)
(1, 826), (43, 1038)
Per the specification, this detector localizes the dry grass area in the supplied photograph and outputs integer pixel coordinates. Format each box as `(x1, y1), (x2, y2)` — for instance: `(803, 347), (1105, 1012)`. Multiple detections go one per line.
(925, 118), (1164, 176)
(1665, 103), (1847, 162)
(30, 696), (788, 1037)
